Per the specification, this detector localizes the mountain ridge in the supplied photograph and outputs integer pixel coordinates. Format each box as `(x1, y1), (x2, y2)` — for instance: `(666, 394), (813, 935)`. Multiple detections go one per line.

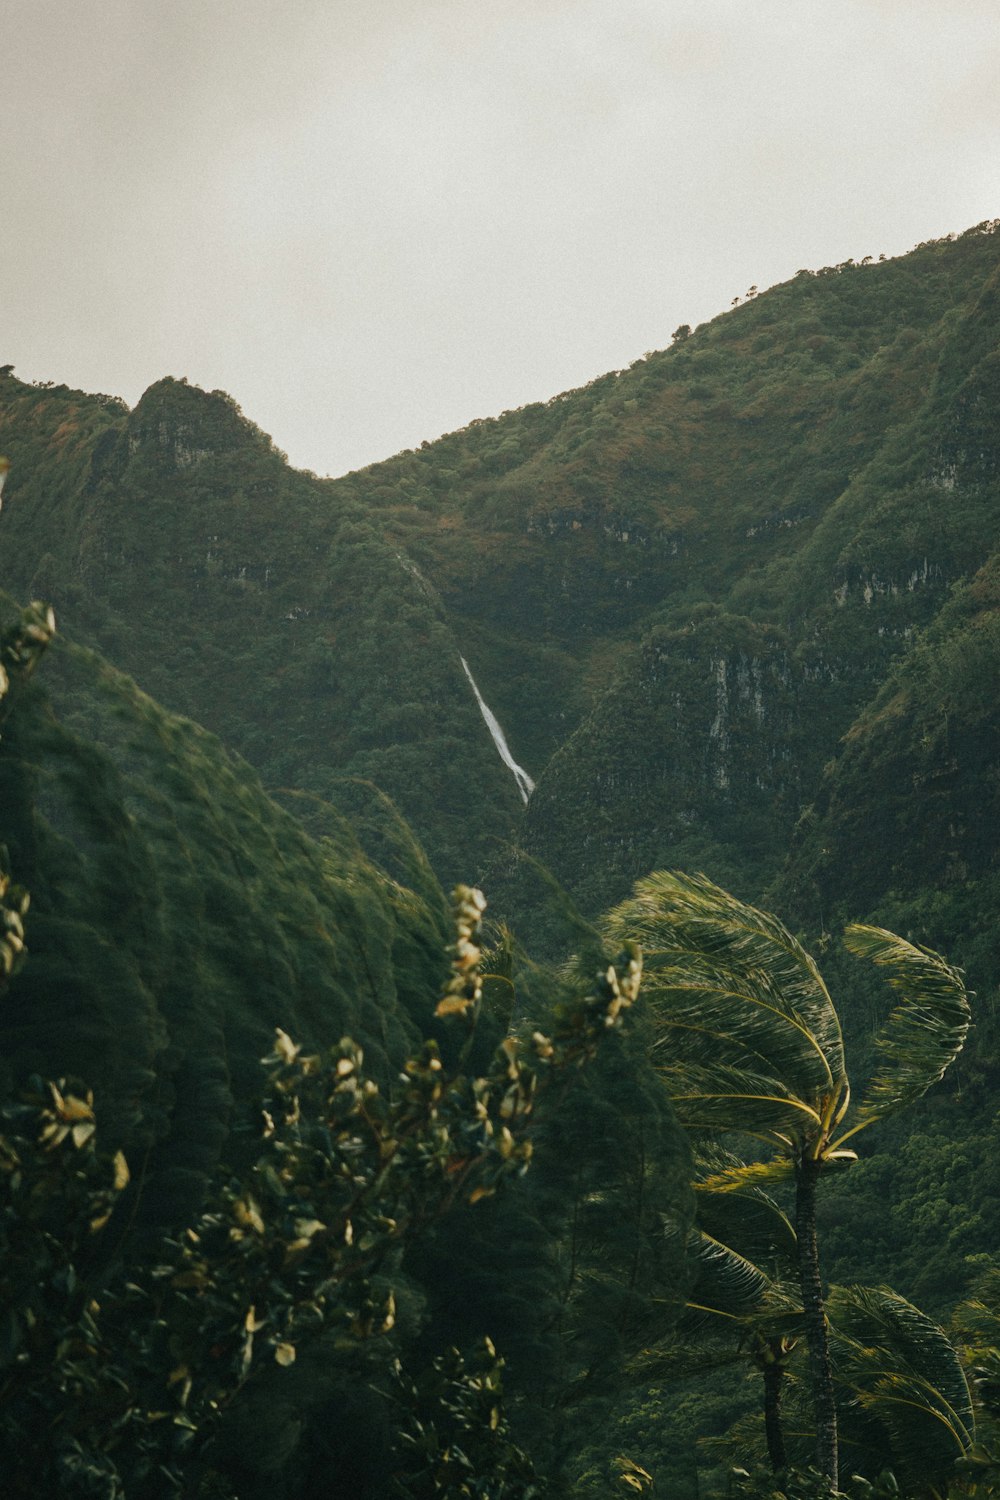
(3, 217), (1000, 1497)
(1, 218), (999, 933)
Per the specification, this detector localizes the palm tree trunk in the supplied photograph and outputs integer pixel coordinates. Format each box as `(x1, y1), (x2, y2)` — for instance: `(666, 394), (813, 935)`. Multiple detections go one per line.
(795, 1156), (838, 1489)
(762, 1356), (787, 1474)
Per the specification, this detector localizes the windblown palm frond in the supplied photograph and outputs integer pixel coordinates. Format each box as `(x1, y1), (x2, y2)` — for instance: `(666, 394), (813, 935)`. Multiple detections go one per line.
(607, 872), (827, 1003)
(686, 1200), (800, 1334)
(656, 1164), (799, 1323)
(605, 872), (846, 1112)
(952, 1270), (1000, 1362)
(947, 1271), (1000, 1422)
(683, 1224), (784, 1321)
(647, 963), (837, 1096)
(694, 1170), (798, 1267)
(953, 1287), (1000, 1356)
(830, 1284), (974, 1488)
(838, 926), (971, 1140)
(663, 1058), (830, 1137)
(648, 1207), (800, 1393)
(694, 1155), (795, 1194)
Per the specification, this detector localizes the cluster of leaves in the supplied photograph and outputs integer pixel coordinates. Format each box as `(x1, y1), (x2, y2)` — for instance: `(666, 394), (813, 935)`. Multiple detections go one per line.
(129, 894), (640, 1411)
(391, 1339), (544, 1499)
(0, 861), (26, 989)
(0, 600), (54, 984)
(0, 1079), (137, 1498)
(0, 870), (643, 1495)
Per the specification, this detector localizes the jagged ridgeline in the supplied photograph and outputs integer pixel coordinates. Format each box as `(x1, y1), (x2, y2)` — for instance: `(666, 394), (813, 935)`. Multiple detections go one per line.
(0, 378), (530, 888)
(0, 595), (450, 1228)
(1, 222), (1000, 926)
(2, 220), (1000, 1500)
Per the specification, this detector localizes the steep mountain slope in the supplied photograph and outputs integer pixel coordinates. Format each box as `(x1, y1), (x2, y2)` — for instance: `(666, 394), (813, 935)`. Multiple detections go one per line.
(0, 379), (526, 885)
(782, 551), (1000, 942)
(0, 594), (449, 1230)
(3, 220), (1000, 1499)
(510, 227), (1000, 916)
(0, 603), (694, 1499)
(2, 221), (999, 927)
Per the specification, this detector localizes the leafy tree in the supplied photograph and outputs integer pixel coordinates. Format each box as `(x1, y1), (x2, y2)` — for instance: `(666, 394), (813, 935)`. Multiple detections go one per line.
(0, 871), (649, 1494)
(605, 871), (971, 1489)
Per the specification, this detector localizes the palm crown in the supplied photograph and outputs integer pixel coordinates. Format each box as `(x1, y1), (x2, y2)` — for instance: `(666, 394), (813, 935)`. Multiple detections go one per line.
(604, 870), (969, 1174)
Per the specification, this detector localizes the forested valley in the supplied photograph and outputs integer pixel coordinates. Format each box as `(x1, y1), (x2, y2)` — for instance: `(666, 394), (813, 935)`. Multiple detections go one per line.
(2, 219), (1000, 1498)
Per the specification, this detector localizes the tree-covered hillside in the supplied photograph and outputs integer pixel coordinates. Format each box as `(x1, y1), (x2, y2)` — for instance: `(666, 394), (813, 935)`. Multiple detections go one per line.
(2, 223), (1000, 921)
(2, 217), (1000, 1498)
(0, 599), (698, 1497)
(0, 592), (453, 1228)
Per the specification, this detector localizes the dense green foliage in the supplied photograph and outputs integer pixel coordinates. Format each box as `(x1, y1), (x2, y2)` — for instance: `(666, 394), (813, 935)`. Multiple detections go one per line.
(0, 591), (456, 1226)
(3, 222), (1000, 911)
(0, 604), (694, 1494)
(0, 853), (655, 1496)
(2, 218), (1000, 1495)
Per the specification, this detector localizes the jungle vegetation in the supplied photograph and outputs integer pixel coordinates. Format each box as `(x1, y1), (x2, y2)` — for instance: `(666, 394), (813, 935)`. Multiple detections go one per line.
(2, 219), (1000, 1496)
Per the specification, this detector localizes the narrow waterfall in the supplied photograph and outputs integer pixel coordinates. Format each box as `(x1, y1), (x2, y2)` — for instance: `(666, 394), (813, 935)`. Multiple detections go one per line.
(460, 656), (535, 805)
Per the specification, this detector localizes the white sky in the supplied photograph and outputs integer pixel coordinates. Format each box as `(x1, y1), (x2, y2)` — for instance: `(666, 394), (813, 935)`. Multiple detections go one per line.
(4, 0), (999, 477)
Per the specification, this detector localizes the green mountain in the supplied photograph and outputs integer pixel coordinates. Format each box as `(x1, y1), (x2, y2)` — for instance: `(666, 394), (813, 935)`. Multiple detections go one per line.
(0, 594), (453, 1231)
(2, 217), (1000, 1495)
(0, 601), (692, 1498)
(3, 222), (999, 936)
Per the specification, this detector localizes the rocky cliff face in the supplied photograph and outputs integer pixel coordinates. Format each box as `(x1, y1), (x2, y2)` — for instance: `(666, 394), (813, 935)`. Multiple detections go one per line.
(781, 552), (1000, 925)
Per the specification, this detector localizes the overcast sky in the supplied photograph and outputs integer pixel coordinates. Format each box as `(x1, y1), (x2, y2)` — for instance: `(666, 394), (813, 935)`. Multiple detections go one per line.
(5, 0), (999, 477)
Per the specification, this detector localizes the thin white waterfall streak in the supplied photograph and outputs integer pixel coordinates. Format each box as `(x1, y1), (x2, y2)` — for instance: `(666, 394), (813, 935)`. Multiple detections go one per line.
(460, 657), (535, 805)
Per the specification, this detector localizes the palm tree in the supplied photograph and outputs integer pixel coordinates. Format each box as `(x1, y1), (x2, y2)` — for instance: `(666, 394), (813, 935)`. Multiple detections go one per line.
(653, 1180), (973, 1489)
(655, 1169), (802, 1474)
(830, 1284), (974, 1493)
(949, 1269), (1000, 1493)
(605, 871), (971, 1489)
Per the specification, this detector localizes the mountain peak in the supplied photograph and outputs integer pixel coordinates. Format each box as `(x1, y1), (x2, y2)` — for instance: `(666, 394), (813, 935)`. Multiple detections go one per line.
(127, 377), (276, 471)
